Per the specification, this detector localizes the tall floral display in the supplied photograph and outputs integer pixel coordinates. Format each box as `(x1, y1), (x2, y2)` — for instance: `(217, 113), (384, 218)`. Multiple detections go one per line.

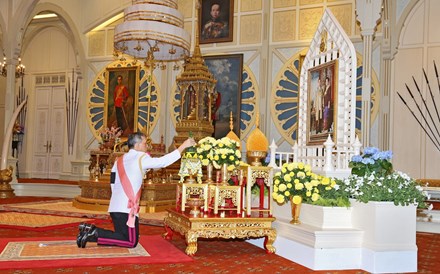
(196, 136), (241, 171)
(272, 162), (350, 224)
(342, 147), (429, 207)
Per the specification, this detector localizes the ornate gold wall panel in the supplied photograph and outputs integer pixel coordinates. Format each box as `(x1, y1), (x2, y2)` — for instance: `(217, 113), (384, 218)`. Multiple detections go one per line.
(328, 4), (352, 36)
(300, 0), (324, 5)
(88, 31), (106, 57)
(183, 21), (192, 36)
(299, 8), (323, 40)
(241, 0), (262, 12)
(106, 29), (115, 56)
(273, 10), (296, 42)
(177, 0), (193, 19)
(274, 0), (297, 9)
(240, 14), (262, 44)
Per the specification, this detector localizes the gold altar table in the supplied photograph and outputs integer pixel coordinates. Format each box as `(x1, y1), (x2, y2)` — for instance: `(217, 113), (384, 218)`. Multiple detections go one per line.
(163, 208), (277, 255)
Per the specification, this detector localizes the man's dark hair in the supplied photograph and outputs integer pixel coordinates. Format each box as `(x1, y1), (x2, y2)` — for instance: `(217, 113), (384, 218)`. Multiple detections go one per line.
(127, 132), (145, 149)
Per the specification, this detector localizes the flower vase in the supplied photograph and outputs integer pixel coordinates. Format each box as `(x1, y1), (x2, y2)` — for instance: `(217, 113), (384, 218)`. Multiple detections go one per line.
(221, 163), (229, 186)
(289, 197), (301, 224)
(206, 163), (214, 184)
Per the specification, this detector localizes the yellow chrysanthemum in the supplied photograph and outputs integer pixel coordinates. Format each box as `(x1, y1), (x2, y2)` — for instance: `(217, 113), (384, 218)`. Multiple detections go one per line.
(321, 177), (330, 185)
(295, 183), (304, 190)
(274, 179), (280, 185)
(287, 183), (292, 188)
(201, 159), (209, 166)
(292, 195), (302, 204)
(279, 183), (287, 192)
(283, 174), (292, 182)
(276, 195), (285, 204)
(311, 193), (320, 202)
(284, 191), (291, 197)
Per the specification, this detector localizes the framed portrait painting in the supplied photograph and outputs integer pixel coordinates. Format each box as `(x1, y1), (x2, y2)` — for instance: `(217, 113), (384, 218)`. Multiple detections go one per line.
(199, 0), (234, 44)
(105, 66), (140, 137)
(307, 60), (338, 145)
(204, 54), (243, 139)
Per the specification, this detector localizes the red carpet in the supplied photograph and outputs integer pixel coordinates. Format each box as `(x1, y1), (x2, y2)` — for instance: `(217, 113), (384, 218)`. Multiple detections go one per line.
(0, 235), (193, 270)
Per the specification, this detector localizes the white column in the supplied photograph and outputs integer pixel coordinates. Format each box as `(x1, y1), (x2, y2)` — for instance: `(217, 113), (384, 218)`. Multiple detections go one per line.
(355, 0), (382, 146)
(378, 0), (397, 150)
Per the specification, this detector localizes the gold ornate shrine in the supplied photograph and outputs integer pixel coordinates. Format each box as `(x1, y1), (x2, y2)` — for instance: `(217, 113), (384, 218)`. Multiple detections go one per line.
(173, 23), (217, 146)
(164, 208), (276, 256)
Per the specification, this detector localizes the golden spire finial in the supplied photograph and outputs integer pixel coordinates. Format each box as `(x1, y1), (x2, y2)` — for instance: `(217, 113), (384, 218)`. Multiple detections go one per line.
(256, 113), (260, 128)
(195, 0), (201, 49)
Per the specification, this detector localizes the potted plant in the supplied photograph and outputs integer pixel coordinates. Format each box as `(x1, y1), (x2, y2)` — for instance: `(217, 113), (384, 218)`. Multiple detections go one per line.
(342, 146), (429, 207)
(339, 147), (430, 250)
(272, 162), (351, 227)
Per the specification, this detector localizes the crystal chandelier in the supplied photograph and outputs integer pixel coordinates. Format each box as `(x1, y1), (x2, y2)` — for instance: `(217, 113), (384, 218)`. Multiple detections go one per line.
(113, 0), (190, 137)
(113, 0), (190, 62)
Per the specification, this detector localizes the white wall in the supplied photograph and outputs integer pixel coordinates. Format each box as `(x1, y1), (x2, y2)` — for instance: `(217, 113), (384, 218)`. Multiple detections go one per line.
(392, 0), (440, 179)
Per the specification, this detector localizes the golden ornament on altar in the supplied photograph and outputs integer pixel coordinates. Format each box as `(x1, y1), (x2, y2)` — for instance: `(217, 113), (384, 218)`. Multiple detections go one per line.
(246, 114), (268, 166)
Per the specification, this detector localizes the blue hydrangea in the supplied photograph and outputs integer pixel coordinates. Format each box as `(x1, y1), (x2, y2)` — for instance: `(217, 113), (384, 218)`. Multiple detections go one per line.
(361, 158), (375, 165)
(351, 155), (363, 162)
(363, 147), (379, 155)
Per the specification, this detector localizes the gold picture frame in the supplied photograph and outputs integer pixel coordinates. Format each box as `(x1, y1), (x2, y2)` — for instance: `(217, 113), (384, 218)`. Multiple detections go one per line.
(199, 0), (234, 44)
(204, 54), (243, 139)
(104, 66), (140, 137)
(306, 60), (338, 145)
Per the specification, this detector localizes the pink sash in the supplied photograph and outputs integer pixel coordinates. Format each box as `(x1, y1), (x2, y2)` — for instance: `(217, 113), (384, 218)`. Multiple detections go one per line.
(117, 155), (141, 228)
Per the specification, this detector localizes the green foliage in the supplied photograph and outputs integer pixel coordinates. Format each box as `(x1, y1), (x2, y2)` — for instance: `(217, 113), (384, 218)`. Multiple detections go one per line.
(344, 147), (429, 208)
(339, 171), (429, 208)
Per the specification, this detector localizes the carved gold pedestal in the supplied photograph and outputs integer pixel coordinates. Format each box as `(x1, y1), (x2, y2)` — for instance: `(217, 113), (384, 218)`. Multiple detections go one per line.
(0, 167), (15, 199)
(163, 209), (277, 255)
